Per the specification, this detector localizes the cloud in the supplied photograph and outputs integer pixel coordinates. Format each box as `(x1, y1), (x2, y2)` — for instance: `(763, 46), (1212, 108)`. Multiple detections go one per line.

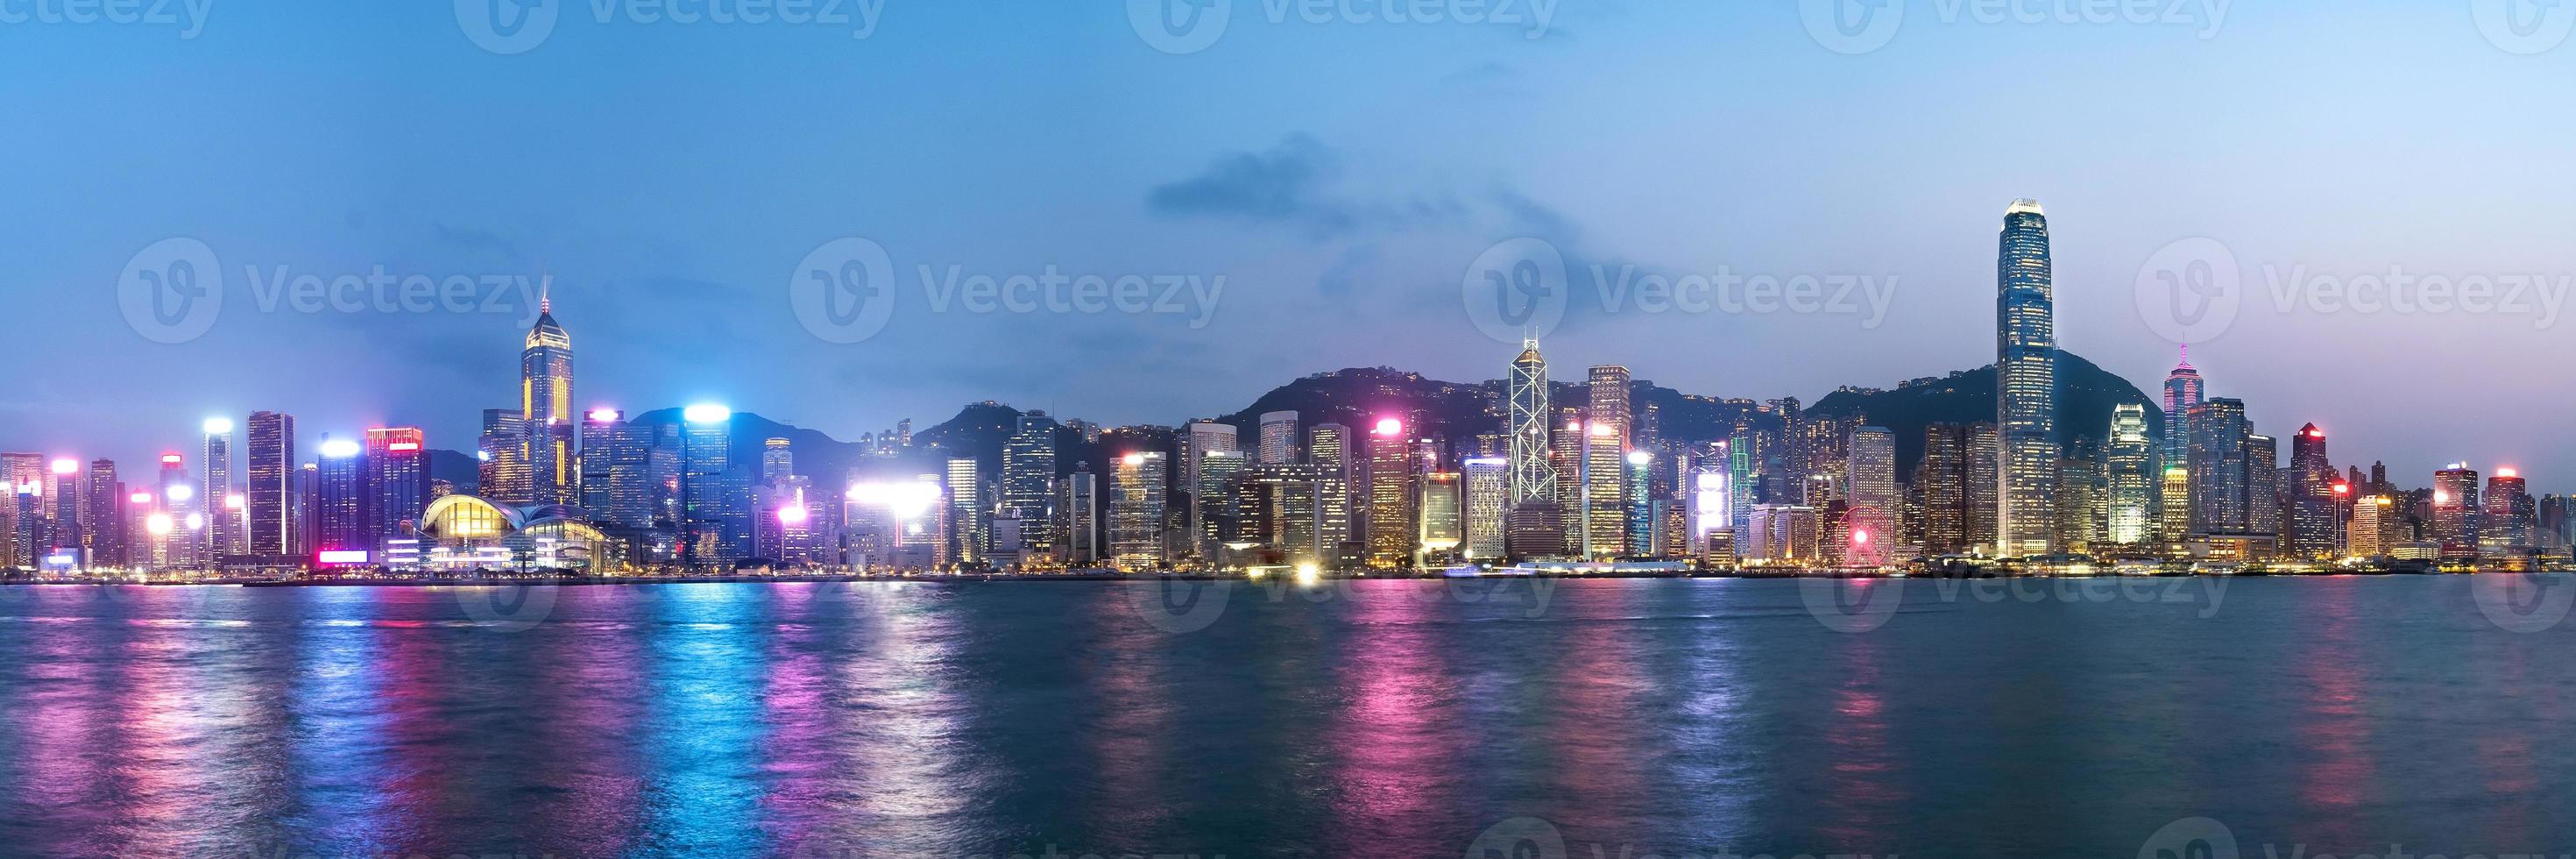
(1146, 134), (1468, 240)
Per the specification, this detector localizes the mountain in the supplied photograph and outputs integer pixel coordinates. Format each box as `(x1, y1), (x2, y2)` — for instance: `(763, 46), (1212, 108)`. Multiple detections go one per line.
(1807, 351), (2162, 478)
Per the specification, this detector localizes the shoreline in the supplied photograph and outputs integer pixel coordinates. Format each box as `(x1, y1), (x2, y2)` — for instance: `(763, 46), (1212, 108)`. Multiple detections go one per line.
(2, 566), (2566, 588)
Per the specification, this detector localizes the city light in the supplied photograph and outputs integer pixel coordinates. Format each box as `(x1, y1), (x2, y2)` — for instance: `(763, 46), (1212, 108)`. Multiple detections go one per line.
(1121, 452), (1145, 466)
(165, 484), (195, 502)
(225, 493), (244, 510)
(320, 438), (362, 458)
(202, 416), (232, 434)
(128, 492), (153, 505)
(846, 481), (942, 520)
(1589, 422), (1617, 437)
(588, 408), (619, 422)
(49, 458), (77, 475)
(778, 504), (810, 525)
(683, 403), (732, 423)
(1372, 416), (1402, 437)
(2499, 467), (2519, 479)
(316, 550), (371, 564)
(1853, 529), (1872, 545)
(145, 513), (173, 536)
(161, 453), (183, 465)
(186, 512), (205, 530)
(1626, 451), (1652, 465)
(1294, 561), (1321, 586)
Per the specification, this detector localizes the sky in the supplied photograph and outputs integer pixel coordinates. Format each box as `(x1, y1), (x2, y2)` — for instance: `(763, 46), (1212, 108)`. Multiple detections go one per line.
(3, 1), (2572, 492)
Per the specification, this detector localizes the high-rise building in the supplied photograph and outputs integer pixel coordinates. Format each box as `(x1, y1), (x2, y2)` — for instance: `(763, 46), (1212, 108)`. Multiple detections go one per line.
(1257, 411), (1299, 465)
(2188, 398), (2250, 536)
(1581, 422), (1625, 559)
(1920, 424), (1967, 554)
(679, 405), (738, 566)
(1181, 421), (1237, 557)
(2349, 494), (2403, 558)
(1062, 464), (1099, 567)
(1002, 412), (1059, 559)
(246, 411), (294, 557)
(1965, 422), (2001, 553)
(1461, 458), (1508, 561)
(83, 458), (121, 568)
(945, 458), (986, 566)
(1589, 365), (1631, 443)
(1109, 452), (1167, 570)
(478, 408), (531, 504)
(2485, 468), (2534, 551)
(1419, 471), (1462, 562)
(2433, 465), (2481, 560)
(521, 286), (577, 506)
(364, 427), (428, 557)
(2160, 466), (2192, 550)
(2247, 434), (2280, 544)
(1195, 449), (1247, 557)
(1508, 339), (1557, 508)
(579, 408), (623, 515)
(1365, 418), (1416, 568)
(1995, 198), (2058, 557)
(202, 417), (239, 556)
(2162, 346), (2204, 516)
(2105, 405), (2155, 547)
(2055, 437), (2105, 554)
(1846, 426), (1896, 565)
(314, 436), (365, 556)
(1623, 451), (1656, 560)
(2287, 423), (2336, 558)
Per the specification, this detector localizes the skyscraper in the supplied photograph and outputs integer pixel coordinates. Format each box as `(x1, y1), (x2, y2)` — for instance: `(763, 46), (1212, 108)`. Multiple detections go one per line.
(202, 417), (238, 557)
(2433, 465), (2481, 560)
(1921, 423), (1968, 554)
(521, 286), (577, 506)
(315, 437), (365, 555)
(364, 427), (428, 557)
(2485, 468), (2534, 551)
(1965, 422), (2000, 553)
(1257, 411), (1299, 465)
(1461, 457), (1508, 560)
(2105, 405), (2154, 546)
(1508, 339), (1556, 506)
(1588, 366), (1631, 444)
(1002, 412), (1059, 559)
(1109, 452), (1167, 570)
(578, 408), (622, 515)
(1063, 464), (1099, 567)
(245, 411), (294, 557)
(946, 458), (986, 566)
(2188, 398), (2250, 536)
(2287, 423), (2336, 558)
(1995, 198), (2058, 556)
(1365, 418), (1416, 569)
(479, 408), (531, 504)
(1419, 471), (1462, 563)
(1582, 421), (1625, 559)
(1847, 426), (1897, 565)
(84, 458), (121, 568)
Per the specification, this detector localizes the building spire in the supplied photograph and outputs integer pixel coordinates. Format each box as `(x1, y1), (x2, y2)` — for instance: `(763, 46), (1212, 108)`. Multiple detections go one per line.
(539, 272), (552, 316)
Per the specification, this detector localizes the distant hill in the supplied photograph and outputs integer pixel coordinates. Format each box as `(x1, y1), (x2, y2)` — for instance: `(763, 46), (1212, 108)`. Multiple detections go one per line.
(1808, 351), (2162, 477)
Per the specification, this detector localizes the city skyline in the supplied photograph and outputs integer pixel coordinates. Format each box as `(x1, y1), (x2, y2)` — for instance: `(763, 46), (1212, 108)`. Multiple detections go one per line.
(7, 4), (2574, 486)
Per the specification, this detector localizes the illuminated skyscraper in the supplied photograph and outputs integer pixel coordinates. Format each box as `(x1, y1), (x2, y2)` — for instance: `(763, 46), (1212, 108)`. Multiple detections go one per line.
(2485, 468), (2533, 550)
(1109, 452), (1167, 570)
(364, 427), (428, 557)
(1257, 411), (1299, 465)
(2349, 494), (2402, 558)
(1623, 451), (1656, 559)
(2247, 434), (2280, 543)
(202, 417), (239, 556)
(1589, 366), (1631, 444)
(2287, 423), (2336, 558)
(945, 458), (986, 565)
(1965, 422), (2000, 553)
(520, 284), (577, 506)
(479, 408), (531, 505)
(1063, 464), (1099, 567)
(245, 411), (295, 557)
(315, 437), (364, 555)
(1002, 412), (1060, 558)
(1508, 340), (1556, 505)
(1419, 471), (1462, 563)
(1582, 422), (1625, 559)
(1995, 198), (2058, 556)
(2105, 405), (2154, 546)
(1365, 418), (1416, 568)
(2160, 466), (2192, 550)
(2055, 437), (2105, 554)
(1195, 449), (1246, 557)
(84, 459), (121, 568)
(1847, 426), (1896, 565)
(578, 408), (622, 514)
(679, 404), (738, 566)
(2433, 465), (2481, 560)
(1461, 458), (1507, 560)
(1920, 424), (1967, 554)
(2188, 398), (2250, 535)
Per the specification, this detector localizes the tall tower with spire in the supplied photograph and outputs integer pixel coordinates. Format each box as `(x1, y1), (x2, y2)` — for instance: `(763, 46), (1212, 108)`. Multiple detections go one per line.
(1995, 199), (2058, 557)
(521, 277), (577, 506)
(2162, 344), (2204, 529)
(1506, 337), (1555, 506)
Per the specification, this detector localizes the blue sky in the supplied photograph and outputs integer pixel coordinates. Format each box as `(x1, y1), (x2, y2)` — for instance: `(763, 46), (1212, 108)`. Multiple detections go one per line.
(4, 1), (2572, 489)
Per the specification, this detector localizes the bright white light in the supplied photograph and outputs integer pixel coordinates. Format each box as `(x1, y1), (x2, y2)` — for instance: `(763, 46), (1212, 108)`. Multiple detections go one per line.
(683, 403), (732, 423)
(1373, 417), (1403, 437)
(320, 438), (362, 458)
(778, 505), (810, 525)
(1121, 453), (1145, 466)
(1294, 562), (1321, 587)
(145, 513), (173, 536)
(587, 408), (620, 422)
(225, 493), (244, 510)
(165, 484), (195, 503)
(49, 458), (78, 475)
(846, 481), (942, 520)
(202, 417), (233, 434)
(1626, 451), (1651, 465)
(185, 512), (205, 530)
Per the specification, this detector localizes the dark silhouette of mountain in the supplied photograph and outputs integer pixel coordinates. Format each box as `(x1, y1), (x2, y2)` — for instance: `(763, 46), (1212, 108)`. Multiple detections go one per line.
(1807, 351), (2162, 478)
(428, 449), (480, 495)
(1208, 366), (1777, 450)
